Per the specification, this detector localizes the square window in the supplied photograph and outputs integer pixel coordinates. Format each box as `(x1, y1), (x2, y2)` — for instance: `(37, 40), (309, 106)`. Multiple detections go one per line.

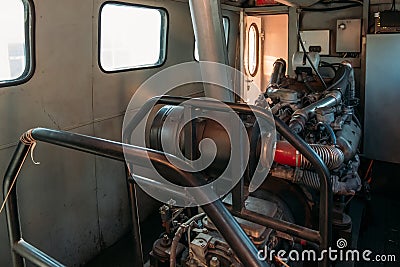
(99, 3), (167, 72)
(0, 0), (33, 86)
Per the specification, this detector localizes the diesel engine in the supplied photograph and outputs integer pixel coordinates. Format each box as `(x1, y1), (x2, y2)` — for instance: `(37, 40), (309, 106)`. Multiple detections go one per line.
(146, 56), (362, 267)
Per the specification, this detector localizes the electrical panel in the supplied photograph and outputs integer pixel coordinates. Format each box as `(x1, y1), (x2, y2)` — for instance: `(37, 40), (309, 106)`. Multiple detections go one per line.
(299, 30), (330, 55)
(336, 19), (361, 52)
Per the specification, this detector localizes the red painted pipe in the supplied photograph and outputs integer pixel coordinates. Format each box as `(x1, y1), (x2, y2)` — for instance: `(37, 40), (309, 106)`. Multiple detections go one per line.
(274, 141), (344, 170)
(274, 141), (300, 167)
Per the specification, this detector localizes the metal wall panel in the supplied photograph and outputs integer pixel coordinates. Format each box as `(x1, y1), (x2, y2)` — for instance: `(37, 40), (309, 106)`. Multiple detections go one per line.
(0, 0), (94, 147)
(92, 116), (131, 248)
(364, 34), (400, 163)
(0, 0), (96, 265)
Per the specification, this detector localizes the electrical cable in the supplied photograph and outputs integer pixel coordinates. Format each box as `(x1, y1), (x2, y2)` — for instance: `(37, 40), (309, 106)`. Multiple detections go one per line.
(297, 11), (328, 90)
(352, 113), (362, 128)
(320, 61), (338, 74)
(365, 160), (374, 183)
(170, 213), (206, 267)
(325, 65), (348, 91)
(303, 77), (316, 93)
(274, 255), (290, 267)
(317, 122), (337, 145)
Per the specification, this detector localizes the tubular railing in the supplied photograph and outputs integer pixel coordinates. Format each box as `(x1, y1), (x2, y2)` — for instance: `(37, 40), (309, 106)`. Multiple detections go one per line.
(3, 96), (332, 267)
(3, 128), (269, 267)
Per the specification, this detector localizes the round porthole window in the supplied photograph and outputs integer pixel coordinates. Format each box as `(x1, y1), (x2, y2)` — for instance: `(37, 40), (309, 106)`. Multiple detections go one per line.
(248, 23), (259, 77)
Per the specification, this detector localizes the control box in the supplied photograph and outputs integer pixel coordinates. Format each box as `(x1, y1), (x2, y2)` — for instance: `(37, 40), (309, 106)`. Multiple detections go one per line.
(299, 30), (330, 55)
(336, 19), (361, 52)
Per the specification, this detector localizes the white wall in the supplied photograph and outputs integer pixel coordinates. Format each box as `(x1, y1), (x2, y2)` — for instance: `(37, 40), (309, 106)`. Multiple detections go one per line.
(261, 14), (288, 90)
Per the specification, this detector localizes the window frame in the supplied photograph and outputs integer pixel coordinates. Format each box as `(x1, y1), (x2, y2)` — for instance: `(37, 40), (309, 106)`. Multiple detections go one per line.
(0, 0), (35, 88)
(247, 22), (259, 77)
(193, 16), (230, 62)
(98, 1), (169, 73)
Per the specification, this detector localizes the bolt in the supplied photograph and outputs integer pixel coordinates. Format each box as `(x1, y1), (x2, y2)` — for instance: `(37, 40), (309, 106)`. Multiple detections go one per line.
(210, 256), (220, 267)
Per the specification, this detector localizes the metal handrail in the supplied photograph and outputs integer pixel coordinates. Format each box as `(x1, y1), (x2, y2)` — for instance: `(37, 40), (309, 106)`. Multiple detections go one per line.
(3, 96), (332, 267)
(3, 128), (269, 267)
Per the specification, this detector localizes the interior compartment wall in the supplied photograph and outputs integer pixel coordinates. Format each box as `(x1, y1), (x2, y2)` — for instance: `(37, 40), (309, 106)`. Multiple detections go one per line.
(261, 14), (288, 91)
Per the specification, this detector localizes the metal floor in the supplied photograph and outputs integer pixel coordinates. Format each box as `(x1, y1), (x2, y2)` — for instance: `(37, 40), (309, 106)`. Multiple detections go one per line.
(85, 160), (400, 267)
(355, 160), (400, 267)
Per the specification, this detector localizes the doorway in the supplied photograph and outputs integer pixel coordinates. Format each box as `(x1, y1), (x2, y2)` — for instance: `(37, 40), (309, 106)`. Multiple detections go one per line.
(243, 13), (288, 104)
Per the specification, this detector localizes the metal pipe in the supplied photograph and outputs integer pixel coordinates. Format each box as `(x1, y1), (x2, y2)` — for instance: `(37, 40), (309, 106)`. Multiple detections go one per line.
(13, 240), (65, 267)
(274, 0), (319, 7)
(44, 130), (267, 267)
(270, 58), (286, 86)
(34, 128), (143, 266)
(188, 0), (234, 102)
(289, 90), (342, 133)
(4, 128), (268, 267)
(274, 117), (332, 267)
(203, 200), (268, 267)
(189, 0), (227, 64)
(3, 141), (31, 267)
(127, 182), (143, 267)
(239, 10), (245, 100)
(226, 205), (321, 244)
